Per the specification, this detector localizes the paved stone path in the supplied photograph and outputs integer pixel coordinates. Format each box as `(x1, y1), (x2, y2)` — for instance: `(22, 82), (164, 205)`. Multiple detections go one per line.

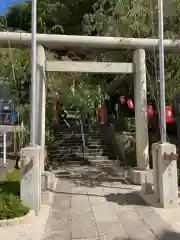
(42, 165), (180, 240)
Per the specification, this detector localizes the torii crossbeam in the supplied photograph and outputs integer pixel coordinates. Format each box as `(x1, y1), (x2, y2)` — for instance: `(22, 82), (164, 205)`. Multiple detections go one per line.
(0, 31), (180, 52)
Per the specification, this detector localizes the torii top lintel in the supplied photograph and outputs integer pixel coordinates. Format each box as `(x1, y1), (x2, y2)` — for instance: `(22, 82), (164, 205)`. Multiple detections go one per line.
(0, 31), (180, 52)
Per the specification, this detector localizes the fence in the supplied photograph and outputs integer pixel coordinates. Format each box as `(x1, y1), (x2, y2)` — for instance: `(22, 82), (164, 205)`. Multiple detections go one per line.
(0, 130), (10, 166)
(0, 123), (24, 167)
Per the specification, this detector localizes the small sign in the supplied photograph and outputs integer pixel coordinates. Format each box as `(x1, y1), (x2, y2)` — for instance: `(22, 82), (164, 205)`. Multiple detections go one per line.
(163, 152), (178, 161)
(3, 106), (9, 110)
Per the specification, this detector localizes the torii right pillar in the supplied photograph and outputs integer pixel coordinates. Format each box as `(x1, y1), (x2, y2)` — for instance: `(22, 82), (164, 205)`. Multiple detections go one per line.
(130, 49), (152, 185)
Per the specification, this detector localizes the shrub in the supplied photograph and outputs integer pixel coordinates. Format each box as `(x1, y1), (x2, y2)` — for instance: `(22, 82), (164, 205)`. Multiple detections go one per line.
(0, 193), (29, 220)
(0, 169), (29, 220)
(45, 130), (59, 149)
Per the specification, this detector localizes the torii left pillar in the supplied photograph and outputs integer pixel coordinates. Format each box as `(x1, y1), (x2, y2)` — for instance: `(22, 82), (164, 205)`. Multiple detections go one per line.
(20, 45), (46, 215)
(36, 44), (46, 174)
(129, 49), (152, 185)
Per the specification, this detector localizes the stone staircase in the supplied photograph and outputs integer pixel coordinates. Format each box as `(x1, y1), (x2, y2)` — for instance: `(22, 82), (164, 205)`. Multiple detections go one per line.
(46, 122), (118, 171)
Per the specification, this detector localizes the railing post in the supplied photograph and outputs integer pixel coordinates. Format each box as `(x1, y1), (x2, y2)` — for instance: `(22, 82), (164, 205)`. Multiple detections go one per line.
(3, 133), (6, 166)
(80, 118), (85, 157)
(21, 121), (24, 148)
(80, 119), (85, 147)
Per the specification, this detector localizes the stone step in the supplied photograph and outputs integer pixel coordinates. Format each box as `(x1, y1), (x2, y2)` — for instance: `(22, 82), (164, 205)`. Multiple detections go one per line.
(60, 161), (91, 166)
(57, 147), (112, 155)
(48, 145), (114, 151)
(55, 137), (106, 142)
(48, 144), (112, 150)
(49, 146), (110, 151)
(57, 140), (83, 143)
(48, 157), (120, 164)
(87, 143), (109, 146)
(49, 152), (112, 159)
(50, 155), (110, 161)
(49, 142), (110, 149)
(48, 159), (121, 168)
(55, 132), (105, 135)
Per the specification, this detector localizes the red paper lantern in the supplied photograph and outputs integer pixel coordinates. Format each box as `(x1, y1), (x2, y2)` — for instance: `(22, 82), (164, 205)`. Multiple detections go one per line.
(120, 96), (125, 104)
(127, 99), (134, 109)
(147, 105), (153, 119)
(166, 105), (173, 124)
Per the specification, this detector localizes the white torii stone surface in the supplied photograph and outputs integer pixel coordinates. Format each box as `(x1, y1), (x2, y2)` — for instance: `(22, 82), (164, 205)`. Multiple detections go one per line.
(133, 49), (149, 170)
(0, 31), (180, 52)
(20, 146), (41, 215)
(36, 45), (46, 174)
(152, 142), (178, 208)
(45, 61), (134, 74)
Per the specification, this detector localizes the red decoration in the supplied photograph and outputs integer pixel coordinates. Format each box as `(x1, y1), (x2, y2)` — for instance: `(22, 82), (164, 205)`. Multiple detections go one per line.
(127, 99), (134, 109)
(166, 105), (173, 124)
(147, 105), (153, 119)
(120, 96), (125, 104)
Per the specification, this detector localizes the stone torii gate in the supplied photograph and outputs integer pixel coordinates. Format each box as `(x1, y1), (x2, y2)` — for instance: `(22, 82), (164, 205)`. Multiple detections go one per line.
(0, 32), (179, 213)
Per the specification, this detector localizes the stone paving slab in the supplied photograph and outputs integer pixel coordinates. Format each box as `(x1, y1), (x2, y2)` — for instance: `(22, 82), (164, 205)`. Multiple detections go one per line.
(92, 204), (119, 223)
(71, 212), (98, 239)
(134, 205), (173, 237)
(96, 221), (127, 237)
(89, 196), (108, 206)
(117, 210), (158, 240)
(4, 163), (180, 239)
(99, 235), (127, 240)
(71, 195), (92, 214)
(44, 230), (71, 240)
(42, 173), (180, 240)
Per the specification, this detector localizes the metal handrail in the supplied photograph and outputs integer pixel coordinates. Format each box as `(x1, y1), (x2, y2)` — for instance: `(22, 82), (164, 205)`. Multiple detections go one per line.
(0, 130), (11, 166)
(0, 122), (24, 167)
(0, 129), (11, 137)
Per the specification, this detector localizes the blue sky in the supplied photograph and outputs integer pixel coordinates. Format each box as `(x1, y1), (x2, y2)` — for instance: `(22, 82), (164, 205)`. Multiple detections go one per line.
(0, 0), (24, 14)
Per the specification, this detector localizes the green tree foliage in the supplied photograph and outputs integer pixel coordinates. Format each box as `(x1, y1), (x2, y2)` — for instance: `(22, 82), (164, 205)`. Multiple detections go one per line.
(1, 0), (180, 113)
(0, 48), (31, 105)
(1, 0), (96, 34)
(82, 0), (154, 37)
(60, 74), (107, 115)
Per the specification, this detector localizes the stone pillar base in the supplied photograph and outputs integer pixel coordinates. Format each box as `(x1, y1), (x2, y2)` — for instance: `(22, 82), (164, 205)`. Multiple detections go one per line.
(20, 146), (41, 215)
(152, 142), (178, 209)
(141, 183), (154, 195)
(129, 167), (153, 185)
(41, 171), (56, 192)
(41, 172), (57, 205)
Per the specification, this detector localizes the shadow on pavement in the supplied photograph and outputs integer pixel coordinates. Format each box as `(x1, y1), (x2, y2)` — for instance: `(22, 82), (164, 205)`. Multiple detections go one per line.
(56, 169), (127, 187)
(118, 230), (180, 240)
(55, 162), (129, 188)
(159, 230), (180, 240)
(106, 192), (148, 206)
